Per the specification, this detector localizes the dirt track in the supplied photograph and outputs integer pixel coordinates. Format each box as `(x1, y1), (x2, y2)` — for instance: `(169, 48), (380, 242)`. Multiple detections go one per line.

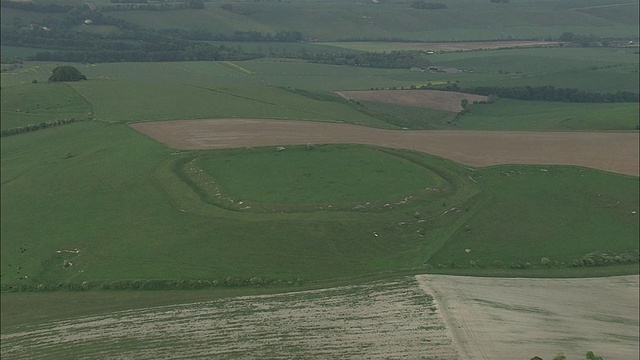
(131, 119), (639, 176)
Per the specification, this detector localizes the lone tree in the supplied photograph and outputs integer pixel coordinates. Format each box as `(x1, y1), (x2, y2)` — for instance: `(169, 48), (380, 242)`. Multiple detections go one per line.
(48, 66), (87, 82)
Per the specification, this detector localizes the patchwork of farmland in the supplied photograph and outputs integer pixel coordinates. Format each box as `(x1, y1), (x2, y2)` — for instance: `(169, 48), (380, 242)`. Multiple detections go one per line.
(1, 0), (639, 357)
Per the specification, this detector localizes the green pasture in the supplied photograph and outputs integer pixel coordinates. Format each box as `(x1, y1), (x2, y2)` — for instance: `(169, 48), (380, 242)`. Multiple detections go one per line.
(0, 82), (92, 130)
(458, 100), (640, 131)
(0, 46), (44, 63)
(0, 122), (477, 287)
(192, 146), (445, 206)
(356, 100), (458, 130)
(2, 46), (638, 94)
(430, 166), (640, 268)
(2, 122), (637, 293)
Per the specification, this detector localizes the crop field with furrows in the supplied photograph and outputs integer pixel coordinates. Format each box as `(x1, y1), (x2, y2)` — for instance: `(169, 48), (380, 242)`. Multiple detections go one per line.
(2, 275), (637, 359)
(0, 277), (459, 360)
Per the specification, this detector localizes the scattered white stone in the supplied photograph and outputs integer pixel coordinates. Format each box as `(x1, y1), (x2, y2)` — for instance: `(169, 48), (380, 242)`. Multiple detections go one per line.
(465, 249), (471, 253)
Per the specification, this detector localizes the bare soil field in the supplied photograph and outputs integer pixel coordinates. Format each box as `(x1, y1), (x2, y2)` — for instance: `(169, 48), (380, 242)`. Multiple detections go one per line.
(0, 278), (459, 359)
(418, 274), (640, 360)
(401, 41), (559, 52)
(3, 275), (637, 359)
(131, 119), (640, 176)
(336, 90), (489, 112)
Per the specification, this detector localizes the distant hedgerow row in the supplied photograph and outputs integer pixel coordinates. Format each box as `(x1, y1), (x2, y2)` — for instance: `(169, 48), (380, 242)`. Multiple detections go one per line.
(571, 251), (640, 268)
(0, 276), (306, 293)
(0, 118), (85, 137)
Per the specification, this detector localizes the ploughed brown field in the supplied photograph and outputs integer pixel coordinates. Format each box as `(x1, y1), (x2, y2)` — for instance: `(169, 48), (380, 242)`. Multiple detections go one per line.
(131, 119), (639, 176)
(336, 90), (489, 112)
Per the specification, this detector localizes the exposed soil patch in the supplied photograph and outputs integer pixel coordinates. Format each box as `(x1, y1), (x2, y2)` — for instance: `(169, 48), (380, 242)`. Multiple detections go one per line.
(131, 119), (640, 176)
(1, 278), (458, 359)
(417, 274), (639, 360)
(337, 90), (488, 112)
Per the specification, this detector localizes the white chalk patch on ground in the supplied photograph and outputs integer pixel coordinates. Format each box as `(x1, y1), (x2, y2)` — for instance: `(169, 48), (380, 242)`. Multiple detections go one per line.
(417, 274), (640, 360)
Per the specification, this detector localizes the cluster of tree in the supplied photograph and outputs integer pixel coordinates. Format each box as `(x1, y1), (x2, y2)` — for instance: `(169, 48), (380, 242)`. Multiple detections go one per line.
(0, 0), (74, 13)
(159, 29), (304, 42)
(571, 251), (639, 268)
(48, 65), (87, 82)
(558, 32), (604, 47)
(1, 276), (306, 292)
(410, 1), (447, 9)
(302, 50), (432, 69)
(2, 10), (262, 62)
(0, 118), (84, 137)
(531, 351), (603, 360)
(428, 84), (639, 103)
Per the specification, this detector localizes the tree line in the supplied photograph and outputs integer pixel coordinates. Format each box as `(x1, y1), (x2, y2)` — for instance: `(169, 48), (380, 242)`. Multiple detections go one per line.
(301, 50), (432, 69)
(0, 118), (85, 137)
(0, 0), (74, 13)
(428, 84), (639, 103)
(410, 1), (447, 9)
(1, 276), (307, 292)
(2, 7), (432, 68)
(158, 29), (304, 42)
(102, 0), (204, 11)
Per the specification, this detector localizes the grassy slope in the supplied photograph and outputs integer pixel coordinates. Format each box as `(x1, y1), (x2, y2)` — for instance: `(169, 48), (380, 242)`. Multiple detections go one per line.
(2, 123), (637, 290)
(457, 100), (640, 131)
(0, 82), (92, 130)
(0, 123), (475, 286)
(430, 166), (639, 267)
(2, 46), (637, 131)
(105, 0), (639, 40)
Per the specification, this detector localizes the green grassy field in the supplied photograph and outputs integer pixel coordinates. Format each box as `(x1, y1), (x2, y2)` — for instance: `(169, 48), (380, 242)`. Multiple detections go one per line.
(188, 146), (447, 207)
(462, 100), (639, 131)
(0, 82), (92, 130)
(2, 122), (637, 293)
(1, 45), (637, 132)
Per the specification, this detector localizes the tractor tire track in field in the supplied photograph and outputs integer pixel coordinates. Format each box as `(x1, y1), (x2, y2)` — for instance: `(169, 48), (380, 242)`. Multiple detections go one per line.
(131, 119), (640, 176)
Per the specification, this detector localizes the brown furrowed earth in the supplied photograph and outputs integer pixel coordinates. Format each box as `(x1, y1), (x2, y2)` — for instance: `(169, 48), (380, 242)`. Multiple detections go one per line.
(336, 90), (489, 112)
(130, 119), (640, 176)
